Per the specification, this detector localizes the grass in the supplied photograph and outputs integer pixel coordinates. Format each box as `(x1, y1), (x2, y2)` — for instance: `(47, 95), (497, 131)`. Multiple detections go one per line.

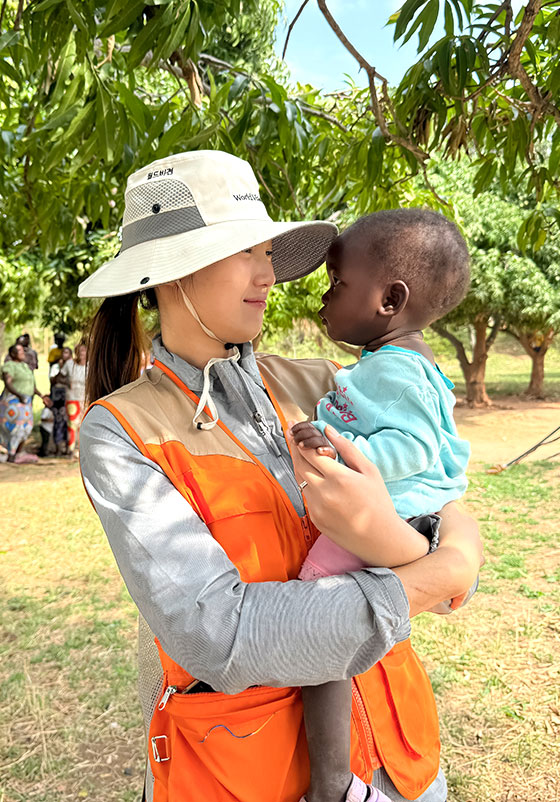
(1, 459), (559, 801)
(2, 329), (560, 800)
(412, 461), (560, 801)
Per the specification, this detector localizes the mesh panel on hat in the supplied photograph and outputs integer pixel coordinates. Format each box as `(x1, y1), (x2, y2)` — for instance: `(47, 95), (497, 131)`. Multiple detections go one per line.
(272, 225), (336, 283)
(123, 179), (196, 225)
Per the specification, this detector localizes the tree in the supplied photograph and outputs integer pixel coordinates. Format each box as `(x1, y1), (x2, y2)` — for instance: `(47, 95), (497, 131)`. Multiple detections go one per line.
(501, 260), (560, 397)
(430, 162), (560, 404)
(2, 0), (560, 332)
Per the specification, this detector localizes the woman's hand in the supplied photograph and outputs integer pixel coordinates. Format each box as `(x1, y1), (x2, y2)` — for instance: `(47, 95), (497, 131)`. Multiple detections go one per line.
(287, 424), (430, 567)
(287, 424), (483, 616)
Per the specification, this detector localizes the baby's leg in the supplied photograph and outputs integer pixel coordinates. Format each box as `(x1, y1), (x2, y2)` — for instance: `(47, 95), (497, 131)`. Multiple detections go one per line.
(302, 680), (353, 802)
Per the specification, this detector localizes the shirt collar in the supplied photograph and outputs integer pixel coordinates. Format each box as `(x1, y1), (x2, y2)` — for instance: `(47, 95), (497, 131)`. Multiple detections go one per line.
(151, 335), (264, 392)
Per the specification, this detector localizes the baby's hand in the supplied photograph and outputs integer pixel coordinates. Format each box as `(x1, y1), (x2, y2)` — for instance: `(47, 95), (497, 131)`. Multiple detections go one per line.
(290, 421), (337, 459)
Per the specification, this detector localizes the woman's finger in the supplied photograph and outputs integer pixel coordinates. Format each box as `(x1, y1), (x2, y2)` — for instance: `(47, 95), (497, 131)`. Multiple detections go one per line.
(323, 425), (379, 476)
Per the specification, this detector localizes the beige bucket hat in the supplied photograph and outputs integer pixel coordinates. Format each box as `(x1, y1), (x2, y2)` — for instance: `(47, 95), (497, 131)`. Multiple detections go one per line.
(78, 150), (338, 298)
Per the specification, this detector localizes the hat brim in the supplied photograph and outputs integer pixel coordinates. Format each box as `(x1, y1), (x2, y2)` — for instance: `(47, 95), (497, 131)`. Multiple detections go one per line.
(78, 219), (337, 298)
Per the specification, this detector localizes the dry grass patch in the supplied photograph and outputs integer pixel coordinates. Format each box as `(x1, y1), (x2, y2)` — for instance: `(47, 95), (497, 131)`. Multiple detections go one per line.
(1, 459), (560, 801)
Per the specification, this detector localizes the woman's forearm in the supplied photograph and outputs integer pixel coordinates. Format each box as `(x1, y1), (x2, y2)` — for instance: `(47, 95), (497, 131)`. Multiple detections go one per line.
(393, 502), (482, 616)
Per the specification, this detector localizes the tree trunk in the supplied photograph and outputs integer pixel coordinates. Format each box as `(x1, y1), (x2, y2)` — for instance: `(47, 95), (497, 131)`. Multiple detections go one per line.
(510, 328), (555, 399)
(526, 350), (546, 397)
(432, 314), (493, 407)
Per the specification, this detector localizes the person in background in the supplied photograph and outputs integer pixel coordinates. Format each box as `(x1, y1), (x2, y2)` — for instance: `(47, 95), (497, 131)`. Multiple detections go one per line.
(3, 333), (38, 370)
(50, 345), (72, 456)
(17, 333), (39, 371)
(38, 402), (54, 457)
(48, 332), (66, 378)
(0, 344), (50, 463)
(61, 342), (87, 457)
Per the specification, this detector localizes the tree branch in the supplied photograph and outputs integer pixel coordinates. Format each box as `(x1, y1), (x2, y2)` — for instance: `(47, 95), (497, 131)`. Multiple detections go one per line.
(505, 0), (560, 124)
(316, 0), (429, 163)
(13, 0), (23, 30)
(486, 316), (502, 350)
(282, 0), (311, 59)
(431, 323), (471, 373)
(0, 0), (9, 30)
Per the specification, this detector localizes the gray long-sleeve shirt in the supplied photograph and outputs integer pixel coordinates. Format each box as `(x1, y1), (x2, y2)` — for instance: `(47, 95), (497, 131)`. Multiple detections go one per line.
(80, 337), (411, 695)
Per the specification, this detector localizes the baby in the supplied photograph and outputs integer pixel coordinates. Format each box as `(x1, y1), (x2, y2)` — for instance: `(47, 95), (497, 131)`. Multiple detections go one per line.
(291, 208), (472, 802)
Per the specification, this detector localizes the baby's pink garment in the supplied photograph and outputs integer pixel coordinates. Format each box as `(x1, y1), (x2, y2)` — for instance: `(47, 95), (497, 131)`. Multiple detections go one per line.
(299, 534), (366, 580)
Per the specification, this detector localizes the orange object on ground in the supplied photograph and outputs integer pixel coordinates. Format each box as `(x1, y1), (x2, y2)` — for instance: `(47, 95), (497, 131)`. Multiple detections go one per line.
(89, 354), (440, 802)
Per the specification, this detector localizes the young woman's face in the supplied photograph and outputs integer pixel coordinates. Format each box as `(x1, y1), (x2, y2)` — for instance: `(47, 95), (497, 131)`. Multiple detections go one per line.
(61, 347), (72, 361)
(76, 345), (87, 363)
(184, 240), (275, 343)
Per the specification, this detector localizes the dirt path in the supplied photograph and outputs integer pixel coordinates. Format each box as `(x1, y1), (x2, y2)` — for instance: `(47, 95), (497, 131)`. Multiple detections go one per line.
(455, 396), (560, 468)
(1, 396), (559, 480)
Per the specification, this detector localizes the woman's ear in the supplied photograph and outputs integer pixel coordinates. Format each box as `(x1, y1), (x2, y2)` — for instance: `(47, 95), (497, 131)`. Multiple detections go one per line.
(379, 280), (409, 316)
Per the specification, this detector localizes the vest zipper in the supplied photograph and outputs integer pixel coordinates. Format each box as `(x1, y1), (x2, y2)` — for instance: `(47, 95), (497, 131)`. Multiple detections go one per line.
(158, 685), (178, 710)
(351, 679), (376, 775)
(253, 412), (282, 457)
(301, 516), (312, 545)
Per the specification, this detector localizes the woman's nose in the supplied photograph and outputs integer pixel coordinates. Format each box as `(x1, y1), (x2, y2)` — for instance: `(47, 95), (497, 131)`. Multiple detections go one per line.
(321, 288), (331, 304)
(258, 255), (276, 287)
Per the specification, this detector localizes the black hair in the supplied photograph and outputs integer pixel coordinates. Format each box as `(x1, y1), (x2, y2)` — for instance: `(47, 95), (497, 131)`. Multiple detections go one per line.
(85, 289), (156, 405)
(8, 344), (20, 359)
(348, 208), (470, 322)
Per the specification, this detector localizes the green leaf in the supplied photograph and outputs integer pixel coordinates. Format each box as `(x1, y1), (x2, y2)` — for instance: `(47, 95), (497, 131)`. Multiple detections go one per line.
(117, 82), (151, 130)
(436, 38), (454, 93)
(401, 0), (440, 52)
(64, 0), (88, 33)
(32, 0), (63, 10)
(547, 60), (560, 95)
(229, 74), (250, 102)
(48, 39), (76, 108)
(98, 0), (146, 37)
(153, 4), (192, 63)
(393, 0), (430, 42)
(128, 10), (168, 69)
(0, 59), (21, 85)
(473, 159), (497, 195)
(96, 86), (116, 162)
(455, 38), (468, 92)
(444, 1), (454, 36)
(0, 30), (21, 51)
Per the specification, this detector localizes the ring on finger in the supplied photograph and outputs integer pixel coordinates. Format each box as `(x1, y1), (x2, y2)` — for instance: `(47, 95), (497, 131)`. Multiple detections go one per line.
(299, 480), (308, 491)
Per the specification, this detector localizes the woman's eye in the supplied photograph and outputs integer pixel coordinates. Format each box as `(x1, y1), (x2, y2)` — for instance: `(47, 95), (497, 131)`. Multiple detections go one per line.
(266, 250), (273, 258)
(331, 275), (340, 286)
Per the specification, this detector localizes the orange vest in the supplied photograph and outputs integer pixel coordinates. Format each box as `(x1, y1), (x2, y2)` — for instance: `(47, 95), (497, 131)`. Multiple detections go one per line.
(90, 354), (440, 802)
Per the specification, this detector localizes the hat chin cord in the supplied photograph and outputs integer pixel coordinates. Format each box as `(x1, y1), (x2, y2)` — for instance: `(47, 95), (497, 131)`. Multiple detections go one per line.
(174, 280), (240, 431)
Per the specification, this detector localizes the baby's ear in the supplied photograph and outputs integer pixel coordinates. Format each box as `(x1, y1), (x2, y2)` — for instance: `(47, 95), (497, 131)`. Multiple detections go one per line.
(380, 280), (409, 316)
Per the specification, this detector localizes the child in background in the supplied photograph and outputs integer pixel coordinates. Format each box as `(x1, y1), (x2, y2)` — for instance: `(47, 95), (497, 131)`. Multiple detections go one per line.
(38, 403), (54, 457)
(291, 209), (472, 802)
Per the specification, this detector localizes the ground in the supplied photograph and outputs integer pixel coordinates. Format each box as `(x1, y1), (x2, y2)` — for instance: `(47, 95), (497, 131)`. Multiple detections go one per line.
(0, 395), (559, 801)
(454, 397), (560, 468)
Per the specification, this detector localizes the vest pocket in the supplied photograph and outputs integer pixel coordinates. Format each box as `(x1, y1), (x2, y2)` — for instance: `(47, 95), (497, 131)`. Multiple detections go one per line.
(149, 685), (308, 802)
(376, 641), (440, 758)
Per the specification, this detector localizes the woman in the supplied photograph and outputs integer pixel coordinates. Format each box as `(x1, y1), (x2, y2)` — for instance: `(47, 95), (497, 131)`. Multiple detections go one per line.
(0, 343), (50, 463)
(78, 151), (482, 802)
(60, 343), (87, 456)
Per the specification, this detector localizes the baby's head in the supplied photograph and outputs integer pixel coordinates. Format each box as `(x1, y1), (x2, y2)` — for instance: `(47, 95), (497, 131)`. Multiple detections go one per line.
(320, 208), (470, 346)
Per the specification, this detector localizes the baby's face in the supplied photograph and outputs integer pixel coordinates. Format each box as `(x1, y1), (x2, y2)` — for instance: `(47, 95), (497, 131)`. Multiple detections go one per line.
(319, 232), (388, 346)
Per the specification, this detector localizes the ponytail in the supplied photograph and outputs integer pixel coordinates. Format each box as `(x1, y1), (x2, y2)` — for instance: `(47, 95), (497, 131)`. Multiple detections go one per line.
(85, 293), (153, 405)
